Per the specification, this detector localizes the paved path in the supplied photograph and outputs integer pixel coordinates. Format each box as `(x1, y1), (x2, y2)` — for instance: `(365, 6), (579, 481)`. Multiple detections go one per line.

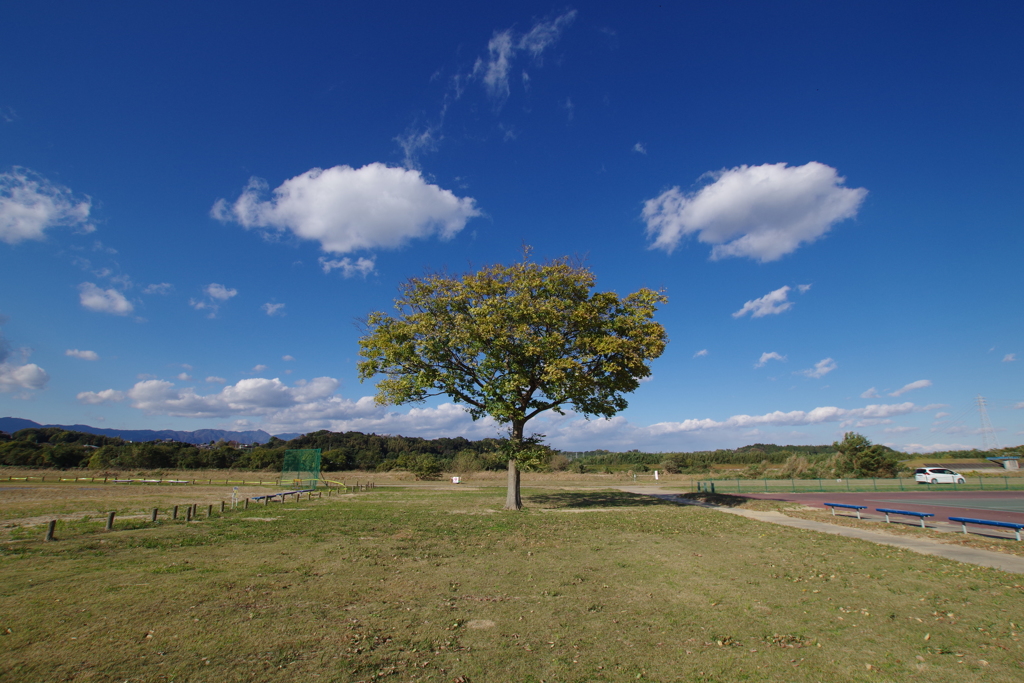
(616, 486), (1024, 575)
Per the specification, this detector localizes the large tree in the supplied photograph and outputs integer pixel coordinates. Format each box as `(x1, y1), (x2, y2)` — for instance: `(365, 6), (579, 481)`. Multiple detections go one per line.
(357, 255), (668, 509)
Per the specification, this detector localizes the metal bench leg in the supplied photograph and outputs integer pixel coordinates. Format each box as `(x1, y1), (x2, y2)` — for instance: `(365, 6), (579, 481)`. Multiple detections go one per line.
(884, 513), (890, 523)
(1017, 529), (1021, 542)
(920, 518), (926, 529)
(856, 509), (861, 520)
(961, 522), (967, 534)
(831, 507), (835, 516)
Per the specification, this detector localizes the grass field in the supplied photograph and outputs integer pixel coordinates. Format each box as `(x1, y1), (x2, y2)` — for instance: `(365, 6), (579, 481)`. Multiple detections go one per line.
(2, 484), (1023, 682)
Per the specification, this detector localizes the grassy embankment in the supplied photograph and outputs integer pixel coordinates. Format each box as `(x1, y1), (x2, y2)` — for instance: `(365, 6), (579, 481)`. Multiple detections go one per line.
(2, 482), (1024, 682)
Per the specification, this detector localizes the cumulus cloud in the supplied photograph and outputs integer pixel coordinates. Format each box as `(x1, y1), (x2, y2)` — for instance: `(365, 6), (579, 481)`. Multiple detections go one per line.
(889, 379), (932, 397)
(65, 349), (99, 361)
(143, 283), (173, 295)
(206, 376), (226, 384)
(860, 387), (881, 399)
(0, 168), (94, 244)
(206, 283), (237, 300)
(883, 426), (918, 434)
(319, 256), (376, 278)
(282, 355), (295, 361)
(76, 388), (124, 404)
(693, 349), (708, 358)
(472, 10), (576, 106)
(251, 364), (268, 373)
(797, 284), (812, 293)
(0, 327), (49, 393)
(633, 143), (647, 155)
(122, 376), (342, 419)
(78, 282), (133, 315)
(733, 286), (794, 318)
(176, 372), (192, 381)
(189, 283), (237, 318)
(755, 352), (786, 368)
(643, 162), (867, 262)
(798, 358), (837, 378)
(212, 164), (479, 256)
(901, 442), (977, 454)
(262, 302), (285, 316)
(648, 401), (931, 436)
(1003, 353), (1017, 362)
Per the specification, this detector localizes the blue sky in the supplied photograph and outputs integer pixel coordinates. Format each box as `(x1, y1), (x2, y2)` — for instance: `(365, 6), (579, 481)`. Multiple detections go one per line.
(1, 1), (1021, 452)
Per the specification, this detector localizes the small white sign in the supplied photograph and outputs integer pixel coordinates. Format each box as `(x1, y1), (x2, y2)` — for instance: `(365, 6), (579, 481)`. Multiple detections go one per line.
(452, 476), (461, 484)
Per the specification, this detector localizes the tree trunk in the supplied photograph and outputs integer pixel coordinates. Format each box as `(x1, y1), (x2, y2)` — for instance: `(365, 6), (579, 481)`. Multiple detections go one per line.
(504, 458), (522, 510)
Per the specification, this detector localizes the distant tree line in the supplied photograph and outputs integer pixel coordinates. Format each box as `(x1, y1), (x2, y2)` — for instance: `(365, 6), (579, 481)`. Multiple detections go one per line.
(2, 426), (1018, 477)
(0, 427), (507, 474)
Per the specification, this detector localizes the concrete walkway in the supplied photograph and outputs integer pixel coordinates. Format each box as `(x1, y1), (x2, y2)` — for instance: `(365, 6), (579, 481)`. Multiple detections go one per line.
(616, 486), (1024, 575)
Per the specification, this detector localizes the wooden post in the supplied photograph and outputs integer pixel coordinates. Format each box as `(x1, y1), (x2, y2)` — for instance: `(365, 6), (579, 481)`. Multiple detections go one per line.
(45, 520), (56, 542)
(192, 503), (198, 517)
(172, 505), (179, 520)
(105, 511), (116, 531)
(263, 496), (268, 506)
(207, 504), (213, 518)
(220, 501), (225, 512)
(151, 508), (158, 522)
(186, 506), (193, 522)
(244, 498), (249, 509)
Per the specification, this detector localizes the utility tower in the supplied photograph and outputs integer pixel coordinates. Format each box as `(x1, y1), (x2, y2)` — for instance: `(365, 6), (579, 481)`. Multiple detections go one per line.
(976, 395), (1000, 450)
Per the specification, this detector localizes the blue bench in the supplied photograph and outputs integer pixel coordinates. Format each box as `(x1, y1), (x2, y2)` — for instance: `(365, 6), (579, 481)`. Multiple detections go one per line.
(876, 508), (934, 528)
(949, 516), (1024, 542)
(251, 489), (315, 503)
(824, 503), (867, 519)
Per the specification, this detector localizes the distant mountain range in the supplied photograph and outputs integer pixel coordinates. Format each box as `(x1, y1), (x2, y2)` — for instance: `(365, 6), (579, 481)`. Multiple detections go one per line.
(0, 417), (304, 445)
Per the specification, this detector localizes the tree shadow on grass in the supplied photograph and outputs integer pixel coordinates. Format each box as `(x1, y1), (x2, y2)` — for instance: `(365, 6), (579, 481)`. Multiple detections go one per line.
(526, 491), (679, 509)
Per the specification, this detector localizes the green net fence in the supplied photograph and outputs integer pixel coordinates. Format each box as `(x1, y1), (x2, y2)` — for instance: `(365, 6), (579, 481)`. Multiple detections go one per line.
(280, 449), (322, 488)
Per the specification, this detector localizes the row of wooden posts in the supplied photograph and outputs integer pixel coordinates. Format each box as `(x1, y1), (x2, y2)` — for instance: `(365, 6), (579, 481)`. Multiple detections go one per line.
(41, 481), (377, 542)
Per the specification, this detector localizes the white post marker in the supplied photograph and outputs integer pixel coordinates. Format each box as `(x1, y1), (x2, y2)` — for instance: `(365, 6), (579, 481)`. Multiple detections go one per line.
(231, 486), (239, 509)
(654, 470), (659, 480)
(452, 476), (461, 484)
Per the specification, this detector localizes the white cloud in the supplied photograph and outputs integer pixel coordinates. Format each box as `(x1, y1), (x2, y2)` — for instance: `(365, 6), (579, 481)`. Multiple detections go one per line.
(0, 168), (93, 244)
(693, 349), (708, 358)
(889, 379), (932, 397)
(282, 355), (295, 361)
(123, 376), (342, 419)
(176, 372), (192, 381)
(797, 284), (812, 293)
(755, 352), (786, 368)
(143, 283), (173, 295)
(212, 164), (479, 255)
(633, 143), (647, 155)
(65, 349), (99, 361)
(319, 256), (376, 278)
(206, 376), (226, 384)
(0, 360), (48, 393)
(733, 286), (794, 318)
(262, 302), (285, 317)
(883, 426), (918, 434)
(648, 401), (930, 435)
(205, 283), (237, 301)
(78, 282), (133, 315)
(76, 388), (124, 404)
(1003, 353), (1017, 362)
(643, 161), (867, 262)
(189, 283), (237, 318)
(901, 442), (977, 454)
(860, 387), (881, 399)
(1014, 402), (1024, 410)
(934, 411), (950, 418)
(798, 358), (837, 378)
(472, 11), (576, 106)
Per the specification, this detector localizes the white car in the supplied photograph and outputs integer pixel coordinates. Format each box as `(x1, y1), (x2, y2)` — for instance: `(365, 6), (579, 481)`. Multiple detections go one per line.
(914, 467), (966, 484)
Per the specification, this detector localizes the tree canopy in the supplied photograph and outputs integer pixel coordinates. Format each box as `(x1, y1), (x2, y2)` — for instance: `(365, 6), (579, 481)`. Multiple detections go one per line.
(357, 255), (668, 509)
